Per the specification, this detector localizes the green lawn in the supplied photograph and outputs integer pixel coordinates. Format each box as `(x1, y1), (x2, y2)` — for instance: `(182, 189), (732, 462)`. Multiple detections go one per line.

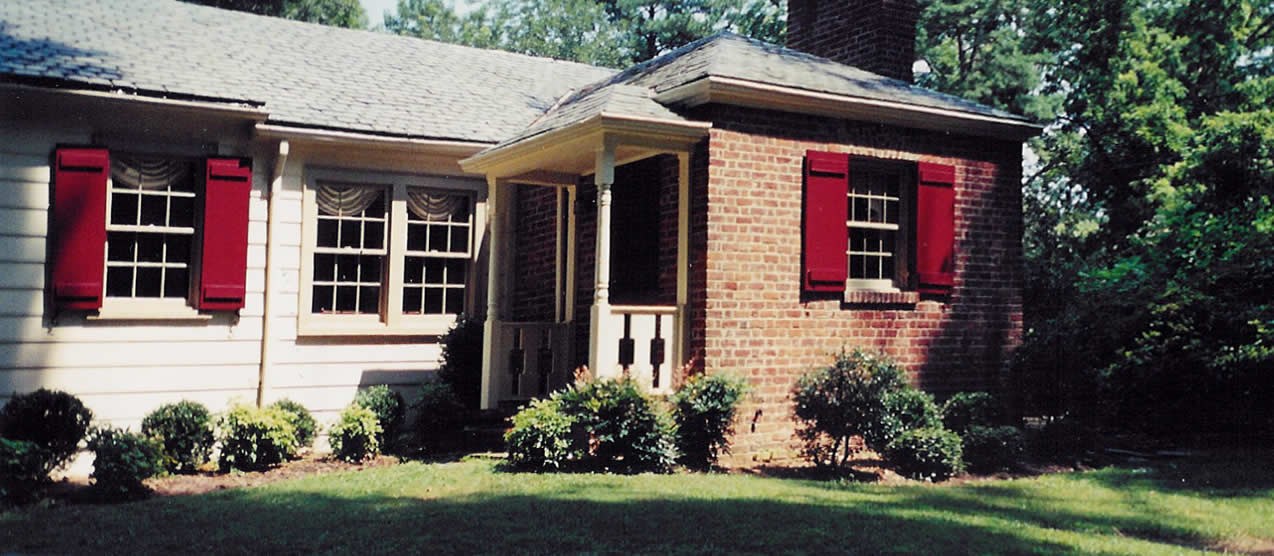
(3, 454), (1272, 555)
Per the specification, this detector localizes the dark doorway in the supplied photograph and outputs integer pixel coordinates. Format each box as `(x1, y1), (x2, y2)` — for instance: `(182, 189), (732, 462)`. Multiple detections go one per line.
(609, 157), (662, 305)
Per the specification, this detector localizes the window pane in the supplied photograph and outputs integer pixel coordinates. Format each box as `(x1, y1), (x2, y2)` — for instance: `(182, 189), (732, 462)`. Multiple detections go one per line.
(107, 232), (135, 262)
(403, 257), (423, 285)
(452, 198), (470, 222)
(449, 228), (469, 253)
(407, 224), (426, 251)
(164, 268), (188, 298)
(166, 235), (190, 264)
(336, 255), (358, 282)
(170, 195), (194, 228)
(339, 220), (361, 248)
(853, 197), (868, 223)
(360, 255), (381, 282)
(137, 233), (164, 263)
(140, 194), (166, 226)
(336, 285), (358, 312)
(358, 286), (379, 314)
(445, 259), (466, 285)
(317, 219), (338, 248)
(107, 267), (132, 297)
(428, 225), (447, 252)
(869, 199), (884, 223)
(444, 289), (463, 314)
(364, 221), (384, 250)
(111, 193), (138, 225)
(135, 267), (161, 297)
(886, 199), (899, 224)
(424, 259), (444, 284)
(313, 285), (334, 313)
(423, 288), (443, 314)
(365, 194), (385, 217)
(402, 287), (422, 314)
(314, 253), (335, 282)
(849, 254), (864, 279)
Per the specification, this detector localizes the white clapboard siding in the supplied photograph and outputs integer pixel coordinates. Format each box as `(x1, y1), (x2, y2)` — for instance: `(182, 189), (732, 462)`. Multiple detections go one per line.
(0, 315), (265, 343)
(277, 341), (443, 365)
(0, 236), (47, 264)
(0, 288), (43, 317)
(0, 207), (47, 237)
(2, 263), (44, 290)
(0, 364), (260, 396)
(266, 361), (437, 389)
(0, 339), (264, 369)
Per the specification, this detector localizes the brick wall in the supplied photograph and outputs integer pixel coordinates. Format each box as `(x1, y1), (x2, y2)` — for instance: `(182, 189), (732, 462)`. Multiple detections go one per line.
(511, 183), (559, 322)
(694, 106), (1024, 460)
(786, 0), (919, 83)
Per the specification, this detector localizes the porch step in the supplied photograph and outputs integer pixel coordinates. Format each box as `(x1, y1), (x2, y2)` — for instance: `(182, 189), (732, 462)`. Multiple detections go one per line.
(462, 406), (520, 452)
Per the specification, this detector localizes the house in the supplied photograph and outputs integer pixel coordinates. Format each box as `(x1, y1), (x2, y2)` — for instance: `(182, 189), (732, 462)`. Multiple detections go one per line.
(0, 0), (1039, 461)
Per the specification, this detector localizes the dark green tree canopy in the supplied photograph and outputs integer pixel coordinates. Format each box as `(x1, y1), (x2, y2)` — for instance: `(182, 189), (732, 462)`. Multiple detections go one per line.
(183, 0), (367, 28)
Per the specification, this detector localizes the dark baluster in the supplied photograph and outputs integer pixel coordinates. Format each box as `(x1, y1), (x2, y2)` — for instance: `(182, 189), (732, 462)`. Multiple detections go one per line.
(618, 313), (635, 372)
(650, 315), (665, 388)
(509, 329), (524, 396)
(537, 328), (553, 396)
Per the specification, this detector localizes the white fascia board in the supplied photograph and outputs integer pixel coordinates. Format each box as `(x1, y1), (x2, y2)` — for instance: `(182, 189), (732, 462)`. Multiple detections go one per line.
(0, 82), (269, 120)
(254, 123), (491, 156)
(656, 76), (1044, 141)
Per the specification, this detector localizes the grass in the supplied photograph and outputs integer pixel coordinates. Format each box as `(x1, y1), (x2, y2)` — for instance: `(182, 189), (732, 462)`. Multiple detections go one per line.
(2, 453), (1273, 555)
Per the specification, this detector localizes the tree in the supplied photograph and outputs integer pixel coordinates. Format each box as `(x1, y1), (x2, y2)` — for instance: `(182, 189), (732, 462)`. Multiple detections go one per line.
(383, 0), (504, 48)
(183, 0), (367, 28)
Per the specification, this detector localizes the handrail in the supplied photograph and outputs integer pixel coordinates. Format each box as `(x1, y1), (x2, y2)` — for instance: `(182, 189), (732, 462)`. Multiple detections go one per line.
(609, 304), (677, 315)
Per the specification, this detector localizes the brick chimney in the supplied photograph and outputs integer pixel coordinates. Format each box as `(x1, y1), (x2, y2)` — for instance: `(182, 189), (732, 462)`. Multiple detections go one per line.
(786, 0), (919, 83)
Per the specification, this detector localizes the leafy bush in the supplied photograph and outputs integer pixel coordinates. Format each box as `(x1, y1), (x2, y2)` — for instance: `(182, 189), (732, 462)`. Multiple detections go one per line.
(329, 405), (381, 463)
(1030, 417), (1097, 462)
(867, 388), (944, 450)
(413, 381), (465, 452)
(505, 398), (581, 470)
(87, 427), (164, 500)
(216, 403), (298, 472)
(791, 349), (908, 467)
(557, 377), (678, 473)
(941, 392), (1003, 434)
(884, 427), (964, 482)
(0, 438), (49, 505)
(0, 388), (93, 475)
(354, 385), (405, 451)
(670, 373), (749, 470)
(268, 399), (317, 448)
(141, 400), (215, 474)
(438, 314), (485, 409)
(962, 425), (1025, 474)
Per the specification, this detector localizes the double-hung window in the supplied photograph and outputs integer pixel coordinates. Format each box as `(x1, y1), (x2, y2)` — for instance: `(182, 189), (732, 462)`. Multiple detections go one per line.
(847, 162), (909, 291)
(50, 147), (252, 316)
(299, 171), (482, 335)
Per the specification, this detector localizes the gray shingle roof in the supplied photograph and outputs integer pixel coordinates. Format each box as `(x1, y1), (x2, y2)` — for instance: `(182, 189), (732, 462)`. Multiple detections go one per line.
(491, 83), (690, 150)
(0, 0), (614, 142)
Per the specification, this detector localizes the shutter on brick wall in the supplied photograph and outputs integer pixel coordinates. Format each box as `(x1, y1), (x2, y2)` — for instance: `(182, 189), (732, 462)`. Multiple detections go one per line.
(52, 147), (109, 310)
(803, 151), (849, 293)
(916, 162), (956, 294)
(198, 157), (252, 310)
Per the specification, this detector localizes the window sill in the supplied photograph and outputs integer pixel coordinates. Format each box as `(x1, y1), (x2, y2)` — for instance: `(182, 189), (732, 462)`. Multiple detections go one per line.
(297, 314), (456, 337)
(88, 304), (213, 321)
(843, 290), (920, 305)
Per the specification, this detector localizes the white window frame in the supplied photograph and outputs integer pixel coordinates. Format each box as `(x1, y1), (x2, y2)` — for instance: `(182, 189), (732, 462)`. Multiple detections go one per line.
(298, 167), (486, 336)
(846, 161), (911, 293)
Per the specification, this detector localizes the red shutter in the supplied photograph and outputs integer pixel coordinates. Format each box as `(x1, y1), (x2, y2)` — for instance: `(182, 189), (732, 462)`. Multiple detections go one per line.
(916, 162), (956, 294)
(198, 157), (252, 311)
(803, 151), (849, 293)
(52, 148), (109, 310)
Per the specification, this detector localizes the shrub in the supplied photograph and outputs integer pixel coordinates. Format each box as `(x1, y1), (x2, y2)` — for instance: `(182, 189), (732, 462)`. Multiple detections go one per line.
(1031, 416), (1096, 462)
(0, 388), (93, 475)
(505, 398), (581, 470)
(87, 427), (164, 500)
(438, 314), (485, 409)
(329, 405), (381, 463)
(941, 392), (1003, 434)
(413, 381), (465, 452)
(791, 349), (908, 467)
(885, 427), (964, 482)
(670, 373), (749, 470)
(962, 425), (1025, 474)
(354, 385), (405, 451)
(867, 388), (944, 450)
(0, 438), (49, 505)
(216, 403), (298, 472)
(557, 377), (678, 473)
(141, 400), (215, 474)
(268, 399), (317, 448)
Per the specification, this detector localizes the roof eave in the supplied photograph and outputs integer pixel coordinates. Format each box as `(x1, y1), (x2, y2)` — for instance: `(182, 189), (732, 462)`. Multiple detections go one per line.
(254, 123), (493, 156)
(656, 76), (1044, 142)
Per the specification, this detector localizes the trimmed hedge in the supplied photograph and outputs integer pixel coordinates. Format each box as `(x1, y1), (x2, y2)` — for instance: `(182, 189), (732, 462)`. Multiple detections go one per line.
(216, 403), (298, 472)
(884, 427), (964, 482)
(670, 373), (749, 470)
(0, 389), (93, 476)
(268, 399), (317, 449)
(141, 400), (215, 474)
(329, 405), (381, 463)
(941, 392), (1002, 434)
(505, 398), (580, 470)
(354, 386), (405, 451)
(962, 425), (1025, 474)
(87, 427), (164, 500)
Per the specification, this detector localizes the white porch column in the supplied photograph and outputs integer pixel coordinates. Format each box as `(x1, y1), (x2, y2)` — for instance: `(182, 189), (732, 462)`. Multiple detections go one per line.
(674, 151), (691, 370)
(588, 142), (617, 377)
(480, 176), (505, 410)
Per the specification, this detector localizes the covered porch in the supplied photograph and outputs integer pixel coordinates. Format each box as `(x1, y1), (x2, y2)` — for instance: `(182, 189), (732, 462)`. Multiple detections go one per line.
(461, 95), (709, 409)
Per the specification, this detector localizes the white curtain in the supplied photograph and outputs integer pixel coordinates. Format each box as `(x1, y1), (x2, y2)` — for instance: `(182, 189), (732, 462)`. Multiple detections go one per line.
(111, 155), (190, 190)
(406, 189), (466, 221)
(316, 184), (383, 216)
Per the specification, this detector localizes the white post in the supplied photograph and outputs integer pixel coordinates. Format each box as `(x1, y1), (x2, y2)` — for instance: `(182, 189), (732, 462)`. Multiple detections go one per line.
(588, 141), (617, 378)
(675, 151), (691, 371)
(480, 176), (504, 410)
(564, 185), (577, 323)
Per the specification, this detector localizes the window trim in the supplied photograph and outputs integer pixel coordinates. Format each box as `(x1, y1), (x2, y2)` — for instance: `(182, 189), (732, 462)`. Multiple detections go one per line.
(297, 167), (486, 337)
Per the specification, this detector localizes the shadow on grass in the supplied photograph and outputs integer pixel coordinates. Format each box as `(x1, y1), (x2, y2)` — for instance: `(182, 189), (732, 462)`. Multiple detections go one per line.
(1076, 449), (1274, 498)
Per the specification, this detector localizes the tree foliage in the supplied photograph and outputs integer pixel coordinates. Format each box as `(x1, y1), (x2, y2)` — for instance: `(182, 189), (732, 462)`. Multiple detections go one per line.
(184, 0), (366, 28)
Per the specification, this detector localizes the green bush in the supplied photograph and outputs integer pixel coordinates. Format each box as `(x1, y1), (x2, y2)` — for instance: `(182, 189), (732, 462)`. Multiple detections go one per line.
(87, 427), (164, 500)
(670, 373), (749, 470)
(141, 400), (215, 474)
(867, 388), (944, 450)
(268, 399), (317, 448)
(0, 438), (49, 505)
(1031, 416), (1096, 462)
(557, 377), (678, 473)
(216, 403), (298, 472)
(413, 381), (465, 452)
(438, 315), (485, 409)
(0, 388), (93, 476)
(884, 427), (964, 482)
(791, 349), (908, 467)
(329, 405), (382, 463)
(505, 398), (581, 470)
(962, 425), (1025, 474)
(941, 392), (1003, 434)
(354, 385), (405, 451)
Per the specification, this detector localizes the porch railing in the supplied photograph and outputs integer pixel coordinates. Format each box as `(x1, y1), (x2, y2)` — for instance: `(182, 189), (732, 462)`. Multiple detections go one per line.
(492, 321), (573, 401)
(598, 305), (679, 394)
